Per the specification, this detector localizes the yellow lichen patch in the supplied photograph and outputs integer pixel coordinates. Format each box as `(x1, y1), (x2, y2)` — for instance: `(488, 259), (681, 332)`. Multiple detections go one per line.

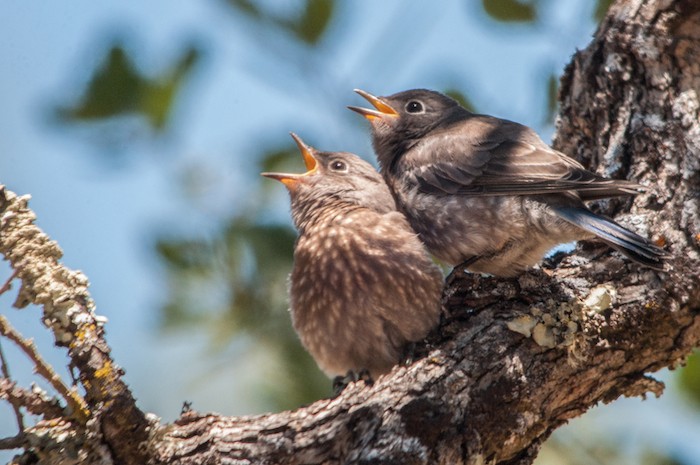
(41, 418), (67, 428)
(81, 378), (92, 391)
(69, 391), (92, 422)
(94, 360), (113, 380)
(71, 323), (97, 346)
(93, 361), (118, 400)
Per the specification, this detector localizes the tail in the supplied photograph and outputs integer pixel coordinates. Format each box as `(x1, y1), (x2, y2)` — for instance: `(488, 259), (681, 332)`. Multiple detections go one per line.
(553, 206), (668, 270)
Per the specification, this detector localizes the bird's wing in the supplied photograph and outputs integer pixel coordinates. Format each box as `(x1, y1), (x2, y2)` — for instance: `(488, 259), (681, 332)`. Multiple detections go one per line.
(406, 117), (642, 197)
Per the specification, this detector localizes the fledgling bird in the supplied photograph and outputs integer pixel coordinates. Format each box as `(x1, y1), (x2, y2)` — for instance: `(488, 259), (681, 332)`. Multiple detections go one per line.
(262, 133), (443, 379)
(349, 88), (668, 277)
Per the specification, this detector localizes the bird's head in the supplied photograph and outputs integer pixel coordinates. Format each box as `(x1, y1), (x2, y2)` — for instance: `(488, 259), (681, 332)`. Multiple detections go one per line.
(262, 133), (396, 230)
(349, 89), (467, 170)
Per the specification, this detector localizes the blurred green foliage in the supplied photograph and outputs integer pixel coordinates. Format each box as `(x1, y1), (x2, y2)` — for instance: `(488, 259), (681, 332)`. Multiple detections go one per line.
(445, 89), (476, 113)
(224, 0), (334, 45)
(259, 147), (304, 175)
(55, 43), (200, 131)
(595, 0), (615, 21)
(482, 0), (613, 23)
(541, 435), (690, 465)
(482, 0), (537, 23)
(678, 351), (700, 407)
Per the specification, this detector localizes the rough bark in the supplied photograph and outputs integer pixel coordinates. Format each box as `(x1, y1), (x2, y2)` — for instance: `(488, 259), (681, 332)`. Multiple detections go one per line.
(1, 0), (699, 464)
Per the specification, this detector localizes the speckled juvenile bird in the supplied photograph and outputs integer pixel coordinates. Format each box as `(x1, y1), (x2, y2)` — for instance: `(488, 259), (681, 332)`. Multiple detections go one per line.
(349, 88), (667, 277)
(262, 133), (443, 379)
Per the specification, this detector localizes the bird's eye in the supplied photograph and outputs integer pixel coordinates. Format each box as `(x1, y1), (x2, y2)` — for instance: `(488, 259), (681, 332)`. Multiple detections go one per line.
(329, 160), (347, 172)
(405, 100), (424, 113)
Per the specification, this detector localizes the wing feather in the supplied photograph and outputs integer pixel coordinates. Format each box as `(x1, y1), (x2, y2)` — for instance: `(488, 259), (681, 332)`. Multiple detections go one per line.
(407, 116), (642, 197)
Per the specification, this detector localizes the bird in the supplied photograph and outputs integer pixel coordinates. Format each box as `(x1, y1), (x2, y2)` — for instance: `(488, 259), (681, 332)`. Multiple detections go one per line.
(348, 88), (668, 277)
(262, 133), (443, 380)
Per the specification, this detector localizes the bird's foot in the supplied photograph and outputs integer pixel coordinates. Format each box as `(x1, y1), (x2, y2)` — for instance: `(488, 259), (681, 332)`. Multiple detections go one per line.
(332, 369), (374, 396)
(401, 341), (418, 366)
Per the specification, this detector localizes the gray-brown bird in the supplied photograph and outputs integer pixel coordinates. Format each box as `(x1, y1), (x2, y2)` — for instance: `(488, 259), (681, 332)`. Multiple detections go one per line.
(262, 133), (443, 380)
(349, 88), (667, 277)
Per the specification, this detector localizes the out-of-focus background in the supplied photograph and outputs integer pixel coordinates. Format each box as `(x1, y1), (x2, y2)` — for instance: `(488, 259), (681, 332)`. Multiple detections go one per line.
(1, 1), (699, 463)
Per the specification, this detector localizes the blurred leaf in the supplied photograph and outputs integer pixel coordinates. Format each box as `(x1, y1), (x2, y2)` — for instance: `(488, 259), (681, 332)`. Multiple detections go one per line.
(56, 47), (141, 120)
(155, 238), (214, 273)
(260, 335), (332, 410)
(231, 223), (296, 273)
(259, 147), (301, 173)
(55, 43), (201, 131)
(156, 219), (295, 329)
(161, 301), (203, 330)
(482, 0), (537, 23)
(444, 89), (476, 112)
(594, 0), (614, 22)
(678, 350), (700, 407)
(288, 0), (334, 44)
(141, 47), (201, 130)
(545, 73), (558, 124)
(222, 0), (334, 45)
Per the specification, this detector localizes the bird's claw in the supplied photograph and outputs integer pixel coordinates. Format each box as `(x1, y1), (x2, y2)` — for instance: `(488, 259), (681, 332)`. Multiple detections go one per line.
(332, 369), (374, 396)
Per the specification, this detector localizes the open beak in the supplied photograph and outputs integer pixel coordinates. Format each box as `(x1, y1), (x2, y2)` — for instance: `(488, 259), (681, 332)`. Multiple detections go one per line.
(290, 132), (317, 171)
(348, 89), (399, 121)
(261, 132), (318, 189)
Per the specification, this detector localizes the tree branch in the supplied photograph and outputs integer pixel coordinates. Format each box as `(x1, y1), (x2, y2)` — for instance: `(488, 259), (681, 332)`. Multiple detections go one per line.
(0, 190), (155, 465)
(0, 0), (698, 463)
(0, 315), (88, 422)
(0, 378), (66, 424)
(0, 338), (25, 433)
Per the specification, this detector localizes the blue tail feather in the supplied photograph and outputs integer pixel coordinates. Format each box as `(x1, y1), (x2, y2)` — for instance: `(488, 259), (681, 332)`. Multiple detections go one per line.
(554, 206), (668, 269)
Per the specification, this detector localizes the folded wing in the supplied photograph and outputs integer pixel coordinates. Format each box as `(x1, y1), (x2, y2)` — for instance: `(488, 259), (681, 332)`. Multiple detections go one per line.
(407, 115), (642, 199)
